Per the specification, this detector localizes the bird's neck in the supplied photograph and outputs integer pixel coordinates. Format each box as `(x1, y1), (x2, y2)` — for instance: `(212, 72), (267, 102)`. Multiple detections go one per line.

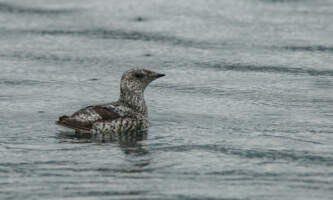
(119, 89), (148, 117)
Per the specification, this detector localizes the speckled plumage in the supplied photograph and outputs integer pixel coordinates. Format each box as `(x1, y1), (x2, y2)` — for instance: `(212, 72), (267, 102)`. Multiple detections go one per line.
(56, 68), (165, 135)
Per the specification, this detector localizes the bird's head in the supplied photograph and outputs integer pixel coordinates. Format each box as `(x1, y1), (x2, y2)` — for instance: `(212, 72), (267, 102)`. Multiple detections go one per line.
(120, 68), (165, 95)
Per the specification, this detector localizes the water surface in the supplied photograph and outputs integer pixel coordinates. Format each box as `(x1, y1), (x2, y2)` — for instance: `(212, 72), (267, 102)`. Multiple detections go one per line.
(0, 0), (333, 199)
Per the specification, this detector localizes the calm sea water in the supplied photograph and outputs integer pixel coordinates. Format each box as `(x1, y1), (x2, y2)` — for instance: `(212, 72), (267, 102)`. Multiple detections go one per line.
(1, 0), (333, 199)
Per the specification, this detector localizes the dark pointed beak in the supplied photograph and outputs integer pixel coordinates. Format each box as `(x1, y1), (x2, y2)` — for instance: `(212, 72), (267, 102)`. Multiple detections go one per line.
(155, 73), (165, 78)
(149, 71), (165, 81)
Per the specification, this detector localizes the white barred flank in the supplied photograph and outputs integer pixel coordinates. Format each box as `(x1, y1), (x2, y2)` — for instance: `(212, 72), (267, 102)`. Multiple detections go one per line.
(91, 115), (149, 135)
(74, 108), (101, 122)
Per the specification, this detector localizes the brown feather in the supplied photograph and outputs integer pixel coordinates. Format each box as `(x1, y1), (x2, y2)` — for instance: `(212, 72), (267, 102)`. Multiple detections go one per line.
(56, 116), (92, 131)
(56, 105), (121, 131)
(91, 105), (120, 121)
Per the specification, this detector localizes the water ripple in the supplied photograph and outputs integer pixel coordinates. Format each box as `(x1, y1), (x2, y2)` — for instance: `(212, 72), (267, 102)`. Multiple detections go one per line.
(172, 196), (240, 200)
(208, 170), (333, 178)
(9, 28), (217, 49)
(0, 51), (100, 65)
(0, 160), (79, 167)
(0, 2), (76, 15)
(283, 45), (333, 53)
(260, 0), (303, 3)
(152, 83), (226, 97)
(72, 190), (148, 197)
(202, 62), (333, 77)
(0, 78), (49, 86)
(154, 144), (333, 166)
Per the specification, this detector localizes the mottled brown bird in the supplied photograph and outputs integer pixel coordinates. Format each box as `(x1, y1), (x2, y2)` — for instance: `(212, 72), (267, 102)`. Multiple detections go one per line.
(56, 68), (165, 135)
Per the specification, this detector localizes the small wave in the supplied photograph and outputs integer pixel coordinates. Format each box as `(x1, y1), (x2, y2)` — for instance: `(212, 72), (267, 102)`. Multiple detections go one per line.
(74, 190), (148, 197)
(155, 144), (333, 166)
(0, 78), (47, 86)
(0, 51), (100, 65)
(0, 2), (75, 15)
(260, 0), (304, 2)
(227, 148), (333, 166)
(172, 195), (240, 200)
(0, 160), (77, 167)
(283, 45), (333, 53)
(208, 170), (333, 178)
(262, 134), (323, 145)
(153, 83), (226, 97)
(13, 29), (216, 49)
(204, 63), (333, 77)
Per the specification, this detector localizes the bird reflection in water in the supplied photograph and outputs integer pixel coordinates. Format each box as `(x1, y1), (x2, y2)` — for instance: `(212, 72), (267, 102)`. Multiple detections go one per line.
(56, 129), (152, 175)
(56, 129), (149, 157)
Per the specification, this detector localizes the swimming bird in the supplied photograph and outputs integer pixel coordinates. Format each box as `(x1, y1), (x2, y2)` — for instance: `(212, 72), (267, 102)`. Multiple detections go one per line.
(56, 68), (165, 135)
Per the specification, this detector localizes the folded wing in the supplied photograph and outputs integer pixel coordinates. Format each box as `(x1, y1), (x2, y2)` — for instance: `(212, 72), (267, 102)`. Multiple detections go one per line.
(56, 104), (121, 132)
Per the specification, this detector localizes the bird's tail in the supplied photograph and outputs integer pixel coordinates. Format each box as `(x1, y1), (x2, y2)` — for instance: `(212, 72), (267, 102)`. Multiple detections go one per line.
(56, 115), (91, 132)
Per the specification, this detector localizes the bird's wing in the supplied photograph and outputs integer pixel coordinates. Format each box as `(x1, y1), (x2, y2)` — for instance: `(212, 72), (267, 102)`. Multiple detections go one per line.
(56, 104), (122, 131)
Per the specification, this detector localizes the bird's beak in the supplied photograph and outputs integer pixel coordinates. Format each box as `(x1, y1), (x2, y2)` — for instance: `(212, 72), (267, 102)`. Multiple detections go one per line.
(155, 73), (165, 78)
(151, 72), (165, 80)
(148, 70), (165, 81)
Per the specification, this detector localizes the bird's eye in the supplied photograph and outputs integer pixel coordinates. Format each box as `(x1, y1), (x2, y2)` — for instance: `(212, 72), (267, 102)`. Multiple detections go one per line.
(135, 73), (144, 79)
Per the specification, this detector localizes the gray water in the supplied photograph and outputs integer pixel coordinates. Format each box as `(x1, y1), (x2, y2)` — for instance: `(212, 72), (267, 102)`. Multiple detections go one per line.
(1, 0), (333, 199)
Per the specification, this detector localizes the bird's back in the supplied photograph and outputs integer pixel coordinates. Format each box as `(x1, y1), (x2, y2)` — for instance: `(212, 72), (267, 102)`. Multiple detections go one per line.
(56, 103), (122, 132)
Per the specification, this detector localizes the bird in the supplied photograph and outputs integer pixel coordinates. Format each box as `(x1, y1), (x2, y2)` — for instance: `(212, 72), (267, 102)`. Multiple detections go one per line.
(56, 68), (165, 135)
